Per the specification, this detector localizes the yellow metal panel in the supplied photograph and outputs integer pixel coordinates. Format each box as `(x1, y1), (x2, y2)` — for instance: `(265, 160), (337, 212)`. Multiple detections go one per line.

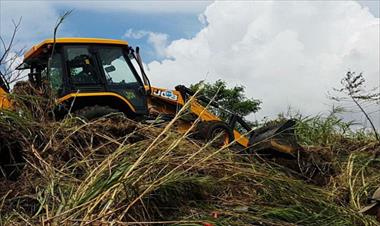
(233, 131), (249, 147)
(58, 92), (136, 113)
(189, 101), (220, 121)
(0, 87), (11, 109)
(24, 38), (129, 59)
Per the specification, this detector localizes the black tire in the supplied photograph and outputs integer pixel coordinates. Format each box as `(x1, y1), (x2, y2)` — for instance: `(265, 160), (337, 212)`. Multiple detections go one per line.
(74, 105), (120, 121)
(197, 121), (234, 148)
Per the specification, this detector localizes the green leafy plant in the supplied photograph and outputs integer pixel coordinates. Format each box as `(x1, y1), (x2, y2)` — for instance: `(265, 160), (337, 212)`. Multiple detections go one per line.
(190, 80), (261, 123)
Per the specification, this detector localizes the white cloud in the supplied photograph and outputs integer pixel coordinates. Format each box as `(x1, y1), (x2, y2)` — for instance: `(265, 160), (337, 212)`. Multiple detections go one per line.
(124, 29), (149, 39)
(0, 1), (60, 49)
(147, 32), (169, 57)
(4, 52), (29, 86)
(146, 1), (379, 125)
(124, 29), (169, 57)
(54, 1), (212, 14)
(0, 1), (62, 86)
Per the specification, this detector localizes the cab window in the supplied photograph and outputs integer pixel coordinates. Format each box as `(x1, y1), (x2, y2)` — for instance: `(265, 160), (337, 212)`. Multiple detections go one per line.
(66, 47), (99, 84)
(49, 54), (64, 92)
(97, 47), (138, 84)
(40, 53), (64, 93)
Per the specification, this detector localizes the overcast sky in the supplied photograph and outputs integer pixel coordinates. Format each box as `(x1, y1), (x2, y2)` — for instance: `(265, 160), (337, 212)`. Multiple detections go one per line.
(1, 0), (379, 127)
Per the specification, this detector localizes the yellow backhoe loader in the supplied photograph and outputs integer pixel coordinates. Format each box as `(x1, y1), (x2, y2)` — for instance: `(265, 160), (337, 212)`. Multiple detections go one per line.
(0, 38), (300, 156)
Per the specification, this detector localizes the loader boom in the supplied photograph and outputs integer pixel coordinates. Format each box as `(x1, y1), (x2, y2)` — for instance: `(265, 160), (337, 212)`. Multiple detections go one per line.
(148, 85), (250, 147)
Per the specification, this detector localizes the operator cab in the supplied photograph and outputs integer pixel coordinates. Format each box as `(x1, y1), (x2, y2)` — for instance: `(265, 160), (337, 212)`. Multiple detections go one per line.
(17, 38), (149, 116)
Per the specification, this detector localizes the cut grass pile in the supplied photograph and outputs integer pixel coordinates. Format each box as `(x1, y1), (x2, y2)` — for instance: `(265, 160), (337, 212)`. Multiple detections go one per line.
(0, 94), (379, 225)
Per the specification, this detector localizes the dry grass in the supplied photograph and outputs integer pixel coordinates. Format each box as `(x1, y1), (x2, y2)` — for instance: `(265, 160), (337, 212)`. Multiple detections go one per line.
(0, 93), (379, 226)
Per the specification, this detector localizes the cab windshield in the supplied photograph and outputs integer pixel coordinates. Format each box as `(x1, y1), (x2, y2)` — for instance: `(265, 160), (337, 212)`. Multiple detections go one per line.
(97, 47), (138, 84)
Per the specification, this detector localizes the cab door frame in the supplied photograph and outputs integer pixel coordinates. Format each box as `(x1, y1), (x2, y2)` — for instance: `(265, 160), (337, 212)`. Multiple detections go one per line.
(92, 45), (148, 114)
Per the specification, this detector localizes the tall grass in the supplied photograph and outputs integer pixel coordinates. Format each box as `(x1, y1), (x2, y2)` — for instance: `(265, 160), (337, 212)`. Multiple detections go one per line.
(0, 93), (379, 225)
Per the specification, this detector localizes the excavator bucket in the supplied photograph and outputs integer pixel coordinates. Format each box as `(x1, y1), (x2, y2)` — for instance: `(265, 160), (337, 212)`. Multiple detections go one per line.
(248, 119), (301, 156)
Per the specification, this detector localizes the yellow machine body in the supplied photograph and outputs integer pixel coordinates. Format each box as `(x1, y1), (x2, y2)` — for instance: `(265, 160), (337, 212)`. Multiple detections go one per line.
(0, 87), (11, 109)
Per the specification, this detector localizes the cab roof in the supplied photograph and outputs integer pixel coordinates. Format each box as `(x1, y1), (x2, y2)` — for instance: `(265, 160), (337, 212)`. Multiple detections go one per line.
(24, 38), (129, 60)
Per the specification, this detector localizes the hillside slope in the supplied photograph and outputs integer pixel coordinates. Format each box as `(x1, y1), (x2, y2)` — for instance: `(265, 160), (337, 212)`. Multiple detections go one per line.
(0, 99), (379, 225)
